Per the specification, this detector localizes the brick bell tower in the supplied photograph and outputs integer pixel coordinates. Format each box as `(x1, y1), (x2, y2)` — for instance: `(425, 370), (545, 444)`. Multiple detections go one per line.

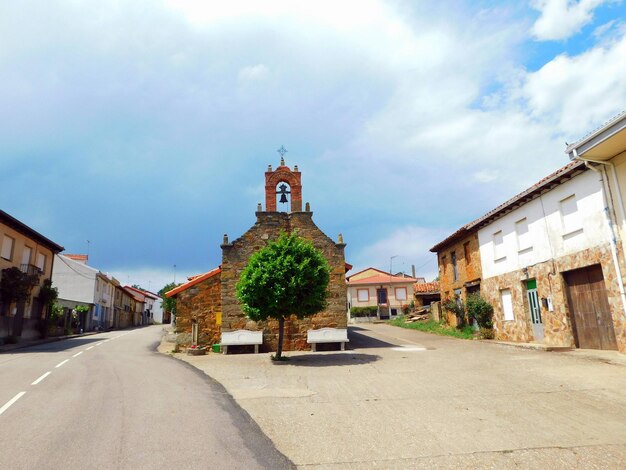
(264, 155), (302, 212)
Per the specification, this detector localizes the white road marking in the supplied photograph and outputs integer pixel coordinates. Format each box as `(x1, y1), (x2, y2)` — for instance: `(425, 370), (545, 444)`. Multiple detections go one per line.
(85, 346), (94, 351)
(55, 359), (70, 368)
(72, 351), (83, 358)
(95, 342), (103, 347)
(0, 392), (26, 416)
(32, 372), (51, 385)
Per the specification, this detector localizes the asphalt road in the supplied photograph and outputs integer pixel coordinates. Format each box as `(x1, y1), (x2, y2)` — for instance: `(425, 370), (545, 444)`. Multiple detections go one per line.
(0, 326), (293, 470)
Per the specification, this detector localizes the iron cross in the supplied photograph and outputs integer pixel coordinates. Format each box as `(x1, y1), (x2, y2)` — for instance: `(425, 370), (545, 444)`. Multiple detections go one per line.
(277, 145), (287, 158)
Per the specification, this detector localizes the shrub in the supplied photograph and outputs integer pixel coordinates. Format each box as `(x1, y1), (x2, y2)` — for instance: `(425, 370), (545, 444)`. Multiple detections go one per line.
(466, 294), (494, 329)
(442, 298), (466, 328)
(479, 327), (494, 339)
(350, 306), (378, 317)
(401, 304), (410, 315)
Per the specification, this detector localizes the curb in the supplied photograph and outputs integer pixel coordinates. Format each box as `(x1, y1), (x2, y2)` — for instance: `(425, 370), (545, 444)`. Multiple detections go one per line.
(0, 331), (101, 353)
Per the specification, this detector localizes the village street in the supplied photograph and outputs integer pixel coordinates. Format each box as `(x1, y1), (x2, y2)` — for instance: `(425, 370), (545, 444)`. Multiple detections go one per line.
(0, 327), (293, 470)
(169, 323), (626, 469)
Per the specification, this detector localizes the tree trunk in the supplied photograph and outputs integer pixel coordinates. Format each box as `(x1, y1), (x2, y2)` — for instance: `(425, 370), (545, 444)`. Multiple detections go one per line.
(276, 317), (285, 360)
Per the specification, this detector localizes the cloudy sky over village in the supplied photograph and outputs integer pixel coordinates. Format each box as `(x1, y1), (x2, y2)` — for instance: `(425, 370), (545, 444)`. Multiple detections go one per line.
(1, 0), (626, 290)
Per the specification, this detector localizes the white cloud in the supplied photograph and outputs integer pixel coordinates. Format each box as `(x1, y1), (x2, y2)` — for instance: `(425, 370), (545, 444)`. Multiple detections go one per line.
(238, 64), (269, 82)
(521, 31), (626, 136)
(473, 169), (499, 183)
(531, 0), (608, 41)
(352, 226), (447, 281)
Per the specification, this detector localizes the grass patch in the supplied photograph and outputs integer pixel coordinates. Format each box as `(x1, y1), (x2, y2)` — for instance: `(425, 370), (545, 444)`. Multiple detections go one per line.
(388, 317), (475, 339)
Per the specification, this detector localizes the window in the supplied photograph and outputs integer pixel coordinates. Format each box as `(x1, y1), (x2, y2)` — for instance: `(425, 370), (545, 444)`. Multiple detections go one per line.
(463, 242), (471, 265)
(454, 288), (462, 308)
(493, 230), (505, 261)
(515, 218), (531, 252)
(21, 246), (32, 266)
(395, 287), (407, 301)
(1, 236), (15, 260)
(500, 289), (514, 321)
(560, 194), (582, 235)
(36, 253), (46, 272)
(451, 251), (458, 281)
(357, 289), (369, 302)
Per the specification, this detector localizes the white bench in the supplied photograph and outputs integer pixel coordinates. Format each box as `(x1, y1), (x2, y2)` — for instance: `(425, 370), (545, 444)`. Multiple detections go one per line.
(307, 328), (349, 351)
(220, 330), (263, 354)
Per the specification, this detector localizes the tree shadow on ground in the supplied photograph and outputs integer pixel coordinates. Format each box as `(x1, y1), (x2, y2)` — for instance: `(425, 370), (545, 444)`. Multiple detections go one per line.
(346, 327), (397, 349)
(272, 352), (380, 367)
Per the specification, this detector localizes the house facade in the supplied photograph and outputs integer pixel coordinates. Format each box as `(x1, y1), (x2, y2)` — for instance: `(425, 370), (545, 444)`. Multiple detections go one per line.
(565, 111), (626, 352)
(52, 254), (116, 331)
(430, 230), (482, 325)
(476, 161), (624, 352)
(1, 210), (64, 340)
(346, 267), (417, 319)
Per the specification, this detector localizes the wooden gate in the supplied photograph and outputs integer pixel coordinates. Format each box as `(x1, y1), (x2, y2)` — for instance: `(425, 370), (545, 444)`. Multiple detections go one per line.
(563, 265), (618, 350)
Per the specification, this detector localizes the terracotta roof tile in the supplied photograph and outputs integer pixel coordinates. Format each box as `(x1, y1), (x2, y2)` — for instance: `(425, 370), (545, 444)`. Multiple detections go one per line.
(414, 281), (439, 293)
(165, 267), (221, 298)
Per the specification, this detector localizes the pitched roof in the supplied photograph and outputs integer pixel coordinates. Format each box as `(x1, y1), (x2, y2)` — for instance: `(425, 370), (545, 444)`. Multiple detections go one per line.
(430, 160), (586, 253)
(346, 267), (391, 281)
(348, 274), (417, 286)
(64, 254), (88, 262)
(414, 281), (439, 294)
(0, 209), (64, 253)
(165, 267), (221, 298)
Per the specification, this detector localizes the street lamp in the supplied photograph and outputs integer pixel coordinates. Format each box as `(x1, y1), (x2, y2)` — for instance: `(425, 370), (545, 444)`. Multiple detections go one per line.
(389, 256), (398, 317)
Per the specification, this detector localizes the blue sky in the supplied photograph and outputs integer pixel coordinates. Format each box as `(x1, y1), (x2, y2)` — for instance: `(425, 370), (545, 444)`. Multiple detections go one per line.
(1, 0), (625, 291)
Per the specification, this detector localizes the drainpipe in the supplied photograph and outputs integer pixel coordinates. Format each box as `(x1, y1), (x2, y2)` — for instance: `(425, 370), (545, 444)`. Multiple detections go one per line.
(579, 158), (626, 317)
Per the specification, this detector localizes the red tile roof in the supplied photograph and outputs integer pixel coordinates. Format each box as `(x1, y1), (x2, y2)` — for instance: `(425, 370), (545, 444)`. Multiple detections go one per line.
(414, 281), (439, 294)
(165, 267), (221, 298)
(64, 254), (88, 262)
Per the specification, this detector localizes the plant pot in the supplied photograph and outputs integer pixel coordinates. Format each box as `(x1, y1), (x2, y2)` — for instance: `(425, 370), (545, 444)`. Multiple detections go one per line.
(212, 344), (221, 353)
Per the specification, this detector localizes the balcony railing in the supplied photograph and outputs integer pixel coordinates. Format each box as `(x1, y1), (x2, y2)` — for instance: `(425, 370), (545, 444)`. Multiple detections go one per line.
(20, 264), (43, 276)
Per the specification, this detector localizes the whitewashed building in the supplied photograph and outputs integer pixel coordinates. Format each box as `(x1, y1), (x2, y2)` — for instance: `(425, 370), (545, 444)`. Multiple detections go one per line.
(476, 161), (624, 351)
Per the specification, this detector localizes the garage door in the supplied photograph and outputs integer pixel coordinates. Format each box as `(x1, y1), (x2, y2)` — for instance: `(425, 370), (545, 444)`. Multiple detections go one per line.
(563, 265), (618, 350)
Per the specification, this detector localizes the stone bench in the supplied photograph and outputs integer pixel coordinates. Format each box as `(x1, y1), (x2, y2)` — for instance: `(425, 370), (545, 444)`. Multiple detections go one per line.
(220, 330), (263, 354)
(307, 328), (349, 351)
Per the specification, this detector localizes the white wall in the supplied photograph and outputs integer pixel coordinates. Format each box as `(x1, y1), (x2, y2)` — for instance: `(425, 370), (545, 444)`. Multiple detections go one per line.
(478, 169), (611, 279)
(52, 254), (98, 304)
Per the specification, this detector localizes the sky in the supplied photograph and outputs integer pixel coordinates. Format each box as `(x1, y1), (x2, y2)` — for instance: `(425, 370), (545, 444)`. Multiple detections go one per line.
(1, 0), (626, 291)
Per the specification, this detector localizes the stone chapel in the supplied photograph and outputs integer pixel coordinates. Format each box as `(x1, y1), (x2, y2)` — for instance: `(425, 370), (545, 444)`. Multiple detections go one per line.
(166, 157), (349, 352)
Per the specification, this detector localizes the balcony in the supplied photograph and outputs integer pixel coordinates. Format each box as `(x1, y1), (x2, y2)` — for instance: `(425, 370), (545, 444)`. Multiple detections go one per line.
(20, 264), (43, 285)
(20, 264), (43, 276)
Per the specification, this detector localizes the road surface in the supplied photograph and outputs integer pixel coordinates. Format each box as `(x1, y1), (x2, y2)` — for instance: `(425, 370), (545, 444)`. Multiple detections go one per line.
(0, 326), (293, 470)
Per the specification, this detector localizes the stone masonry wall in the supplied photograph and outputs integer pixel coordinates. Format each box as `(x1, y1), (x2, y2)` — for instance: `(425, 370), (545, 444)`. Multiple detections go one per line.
(482, 243), (626, 352)
(174, 274), (221, 347)
(221, 211), (347, 352)
(437, 232), (482, 301)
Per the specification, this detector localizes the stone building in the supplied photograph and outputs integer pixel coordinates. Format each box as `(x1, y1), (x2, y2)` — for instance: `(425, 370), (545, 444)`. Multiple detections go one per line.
(476, 161), (624, 352)
(430, 228), (482, 326)
(167, 158), (348, 351)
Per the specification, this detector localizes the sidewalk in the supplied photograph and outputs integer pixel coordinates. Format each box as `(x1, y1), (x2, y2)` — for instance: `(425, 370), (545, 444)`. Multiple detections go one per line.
(160, 323), (626, 469)
(0, 331), (101, 353)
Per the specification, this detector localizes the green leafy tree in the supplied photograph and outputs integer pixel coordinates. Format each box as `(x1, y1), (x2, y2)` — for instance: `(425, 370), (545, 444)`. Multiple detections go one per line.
(158, 282), (180, 316)
(236, 232), (331, 360)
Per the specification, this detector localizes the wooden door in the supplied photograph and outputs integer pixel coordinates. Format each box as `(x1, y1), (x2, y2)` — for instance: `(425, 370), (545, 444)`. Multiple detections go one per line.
(563, 265), (618, 350)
